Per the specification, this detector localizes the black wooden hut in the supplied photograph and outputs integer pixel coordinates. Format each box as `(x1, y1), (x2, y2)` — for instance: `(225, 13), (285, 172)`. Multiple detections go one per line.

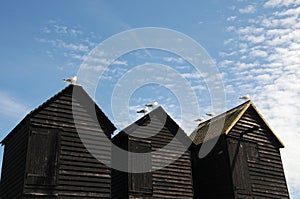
(0, 84), (116, 199)
(190, 100), (289, 199)
(111, 106), (194, 199)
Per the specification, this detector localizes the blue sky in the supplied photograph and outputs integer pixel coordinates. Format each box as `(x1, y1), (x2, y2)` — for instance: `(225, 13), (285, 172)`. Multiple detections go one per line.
(1, 0), (300, 197)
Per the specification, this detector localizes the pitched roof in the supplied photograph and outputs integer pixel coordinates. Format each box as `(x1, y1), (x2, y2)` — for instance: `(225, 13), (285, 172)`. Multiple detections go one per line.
(190, 100), (284, 148)
(1, 84), (116, 144)
(112, 106), (192, 148)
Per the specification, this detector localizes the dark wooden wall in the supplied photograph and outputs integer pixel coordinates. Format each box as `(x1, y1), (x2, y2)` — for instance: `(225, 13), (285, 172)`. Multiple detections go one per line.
(1, 85), (115, 198)
(25, 86), (113, 198)
(191, 135), (234, 199)
(112, 110), (194, 199)
(112, 135), (129, 199)
(0, 123), (29, 198)
(227, 106), (289, 199)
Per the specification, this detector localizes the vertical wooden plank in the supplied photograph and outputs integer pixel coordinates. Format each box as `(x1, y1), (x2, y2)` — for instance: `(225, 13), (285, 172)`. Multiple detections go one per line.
(26, 128), (59, 186)
(245, 142), (259, 162)
(228, 138), (252, 196)
(129, 140), (152, 194)
(0, 124), (29, 198)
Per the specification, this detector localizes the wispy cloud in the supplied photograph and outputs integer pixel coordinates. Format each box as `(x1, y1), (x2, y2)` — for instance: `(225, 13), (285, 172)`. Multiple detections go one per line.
(0, 92), (29, 119)
(221, 2), (300, 197)
(36, 20), (101, 68)
(41, 20), (83, 36)
(163, 56), (185, 64)
(264, 0), (300, 8)
(227, 16), (237, 21)
(239, 5), (256, 14)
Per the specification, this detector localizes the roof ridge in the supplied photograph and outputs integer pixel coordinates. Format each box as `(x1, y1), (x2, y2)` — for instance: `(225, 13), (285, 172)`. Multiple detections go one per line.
(190, 100), (252, 145)
(1, 84), (116, 144)
(28, 84), (76, 116)
(197, 100), (251, 129)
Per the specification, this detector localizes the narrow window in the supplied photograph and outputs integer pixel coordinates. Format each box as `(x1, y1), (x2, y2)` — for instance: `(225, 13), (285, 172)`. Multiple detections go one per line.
(228, 139), (252, 195)
(26, 128), (60, 186)
(246, 142), (259, 162)
(129, 140), (152, 193)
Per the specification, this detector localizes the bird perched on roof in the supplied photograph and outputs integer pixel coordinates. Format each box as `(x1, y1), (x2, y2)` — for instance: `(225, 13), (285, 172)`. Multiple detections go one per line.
(194, 116), (205, 122)
(239, 94), (250, 100)
(145, 101), (158, 108)
(137, 107), (149, 114)
(63, 76), (77, 84)
(206, 112), (215, 117)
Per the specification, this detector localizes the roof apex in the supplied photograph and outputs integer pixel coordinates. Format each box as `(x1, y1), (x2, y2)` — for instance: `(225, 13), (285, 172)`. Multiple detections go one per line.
(190, 100), (284, 148)
(1, 84), (116, 144)
(112, 106), (192, 147)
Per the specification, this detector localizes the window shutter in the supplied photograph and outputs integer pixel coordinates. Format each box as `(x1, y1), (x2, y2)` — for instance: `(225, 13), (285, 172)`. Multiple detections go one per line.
(129, 140), (152, 193)
(228, 139), (252, 195)
(246, 142), (259, 162)
(26, 128), (59, 186)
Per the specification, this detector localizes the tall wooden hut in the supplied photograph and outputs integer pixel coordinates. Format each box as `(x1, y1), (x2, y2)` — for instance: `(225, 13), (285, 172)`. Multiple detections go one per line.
(111, 106), (194, 199)
(0, 84), (116, 199)
(190, 100), (289, 199)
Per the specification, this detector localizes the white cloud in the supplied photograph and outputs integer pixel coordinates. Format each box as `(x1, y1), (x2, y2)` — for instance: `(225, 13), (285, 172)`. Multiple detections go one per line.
(42, 20), (83, 36)
(36, 38), (90, 52)
(243, 35), (265, 44)
(264, 0), (300, 8)
(181, 73), (204, 79)
(37, 20), (102, 69)
(163, 56), (185, 64)
(0, 92), (29, 119)
(228, 5), (236, 10)
(250, 49), (268, 57)
(237, 26), (264, 35)
(226, 26), (235, 32)
(222, 3), (300, 197)
(276, 6), (300, 16)
(239, 5), (256, 14)
(227, 16), (237, 21)
(224, 38), (234, 45)
(218, 59), (234, 67)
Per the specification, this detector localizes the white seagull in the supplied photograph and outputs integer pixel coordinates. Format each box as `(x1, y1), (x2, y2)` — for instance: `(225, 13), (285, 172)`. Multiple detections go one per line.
(137, 107), (149, 114)
(206, 112), (215, 117)
(145, 101), (158, 108)
(63, 76), (77, 84)
(239, 94), (250, 100)
(194, 116), (205, 122)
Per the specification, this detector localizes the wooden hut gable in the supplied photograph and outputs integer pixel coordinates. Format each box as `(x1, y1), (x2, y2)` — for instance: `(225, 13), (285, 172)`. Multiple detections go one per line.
(112, 106), (194, 199)
(190, 100), (284, 148)
(0, 84), (116, 199)
(190, 101), (289, 199)
(226, 101), (284, 148)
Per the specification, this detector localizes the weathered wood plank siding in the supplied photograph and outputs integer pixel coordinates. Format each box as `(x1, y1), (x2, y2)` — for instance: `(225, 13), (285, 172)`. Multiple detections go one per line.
(23, 86), (113, 198)
(191, 135), (234, 199)
(112, 135), (129, 199)
(227, 106), (289, 199)
(112, 108), (194, 199)
(0, 85), (115, 198)
(0, 123), (29, 198)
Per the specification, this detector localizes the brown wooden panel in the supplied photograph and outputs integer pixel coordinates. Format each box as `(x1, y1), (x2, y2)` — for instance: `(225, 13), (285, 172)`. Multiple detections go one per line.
(129, 140), (152, 194)
(26, 128), (60, 186)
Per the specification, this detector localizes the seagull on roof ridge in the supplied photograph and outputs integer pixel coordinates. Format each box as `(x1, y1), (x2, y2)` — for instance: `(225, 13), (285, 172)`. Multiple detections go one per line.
(145, 101), (158, 108)
(63, 76), (77, 84)
(239, 94), (250, 100)
(206, 112), (215, 117)
(194, 116), (205, 122)
(137, 107), (149, 115)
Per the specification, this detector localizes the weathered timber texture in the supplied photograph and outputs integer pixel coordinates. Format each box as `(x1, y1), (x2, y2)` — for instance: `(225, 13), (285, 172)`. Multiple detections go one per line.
(112, 107), (194, 199)
(0, 85), (116, 199)
(191, 101), (289, 199)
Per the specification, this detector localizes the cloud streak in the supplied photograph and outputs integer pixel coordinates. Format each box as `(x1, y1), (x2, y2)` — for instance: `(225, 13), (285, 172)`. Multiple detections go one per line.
(221, 2), (300, 197)
(0, 92), (29, 119)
